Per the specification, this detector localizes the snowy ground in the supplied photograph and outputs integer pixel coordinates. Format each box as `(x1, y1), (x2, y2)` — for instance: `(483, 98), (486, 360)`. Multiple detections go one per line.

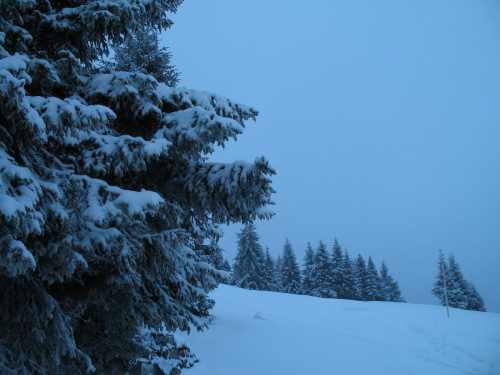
(177, 284), (500, 375)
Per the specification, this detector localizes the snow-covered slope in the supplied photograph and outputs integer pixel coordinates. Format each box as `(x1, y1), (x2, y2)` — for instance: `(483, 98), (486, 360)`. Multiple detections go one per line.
(177, 284), (500, 375)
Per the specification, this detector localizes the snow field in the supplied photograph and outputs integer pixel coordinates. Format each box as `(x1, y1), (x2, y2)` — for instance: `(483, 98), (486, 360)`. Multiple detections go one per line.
(178, 284), (500, 375)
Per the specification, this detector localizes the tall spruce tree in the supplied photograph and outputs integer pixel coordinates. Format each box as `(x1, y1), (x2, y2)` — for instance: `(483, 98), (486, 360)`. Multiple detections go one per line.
(311, 241), (336, 298)
(331, 237), (344, 298)
(354, 254), (368, 301)
(232, 223), (267, 290)
(0, 1), (275, 373)
(379, 261), (405, 302)
(278, 239), (302, 294)
(301, 242), (315, 296)
(264, 247), (278, 292)
(341, 249), (357, 300)
(445, 254), (469, 309)
(431, 250), (448, 306)
(365, 256), (382, 301)
(274, 255), (283, 292)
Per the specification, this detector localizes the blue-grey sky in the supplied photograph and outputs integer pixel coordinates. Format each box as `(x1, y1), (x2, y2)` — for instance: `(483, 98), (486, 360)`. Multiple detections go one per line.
(166, 0), (500, 312)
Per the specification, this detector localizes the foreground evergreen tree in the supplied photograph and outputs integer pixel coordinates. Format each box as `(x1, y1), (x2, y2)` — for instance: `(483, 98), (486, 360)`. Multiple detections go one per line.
(379, 261), (405, 302)
(311, 241), (336, 298)
(301, 242), (315, 295)
(0, 1), (275, 373)
(278, 239), (302, 294)
(432, 251), (485, 312)
(232, 223), (268, 290)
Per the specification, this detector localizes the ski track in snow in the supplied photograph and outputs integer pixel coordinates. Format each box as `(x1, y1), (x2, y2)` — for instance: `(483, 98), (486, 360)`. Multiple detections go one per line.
(178, 285), (500, 375)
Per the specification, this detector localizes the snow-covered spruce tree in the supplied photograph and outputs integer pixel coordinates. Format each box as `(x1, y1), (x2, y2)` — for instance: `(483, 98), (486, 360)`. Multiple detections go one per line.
(340, 249), (357, 300)
(444, 254), (468, 309)
(0, 1), (275, 373)
(464, 282), (485, 312)
(196, 238), (230, 274)
(263, 247), (278, 291)
(431, 251), (485, 312)
(431, 250), (448, 306)
(301, 242), (315, 296)
(331, 237), (344, 298)
(274, 255), (283, 292)
(232, 223), (268, 290)
(354, 254), (368, 301)
(379, 261), (405, 303)
(110, 25), (179, 87)
(311, 241), (336, 298)
(278, 239), (301, 294)
(365, 256), (382, 301)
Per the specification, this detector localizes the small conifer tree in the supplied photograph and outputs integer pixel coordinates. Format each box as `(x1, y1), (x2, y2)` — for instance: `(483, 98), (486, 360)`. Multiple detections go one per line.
(301, 242), (315, 296)
(311, 241), (336, 298)
(279, 239), (302, 294)
(379, 261), (405, 302)
(233, 223), (267, 290)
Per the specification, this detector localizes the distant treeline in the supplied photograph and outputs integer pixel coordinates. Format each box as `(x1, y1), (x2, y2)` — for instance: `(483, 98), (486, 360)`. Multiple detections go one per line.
(229, 223), (405, 303)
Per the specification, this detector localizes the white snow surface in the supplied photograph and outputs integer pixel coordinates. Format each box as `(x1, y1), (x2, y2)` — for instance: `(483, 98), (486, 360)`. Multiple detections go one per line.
(178, 284), (500, 375)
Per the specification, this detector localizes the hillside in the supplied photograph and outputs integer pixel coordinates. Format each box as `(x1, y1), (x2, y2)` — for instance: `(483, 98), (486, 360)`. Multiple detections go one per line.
(177, 284), (500, 375)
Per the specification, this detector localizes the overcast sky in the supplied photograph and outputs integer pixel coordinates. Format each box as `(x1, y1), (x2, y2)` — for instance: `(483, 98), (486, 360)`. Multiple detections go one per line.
(165, 0), (500, 312)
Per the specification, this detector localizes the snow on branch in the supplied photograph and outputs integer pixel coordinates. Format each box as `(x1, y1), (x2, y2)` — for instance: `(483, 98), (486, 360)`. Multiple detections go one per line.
(186, 157), (276, 224)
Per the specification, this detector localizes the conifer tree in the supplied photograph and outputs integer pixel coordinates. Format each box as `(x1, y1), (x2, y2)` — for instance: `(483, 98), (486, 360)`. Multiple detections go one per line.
(111, 26), (180, 87)
(354, 254), (368, 301)
(232, 223), (267, 290)
(222, 259), (232, 272)
(264, 247), (278, 292)
(340, 249), (357, 300)
(464, 282), (486, 312)
(445, 254), (469, 310)
(365, 256), (382, 301)
(311, 241), (336, 298)
(331, 237), (344, 297)
(279, 239), (302, 294)
(431, 250), (448, 306)
(301, 242), (315, 296)
(432, 251), (486, 312)
(379, 261), (405, 302)
(274, 255), (283, 292)
(0, 1), (275, 372)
